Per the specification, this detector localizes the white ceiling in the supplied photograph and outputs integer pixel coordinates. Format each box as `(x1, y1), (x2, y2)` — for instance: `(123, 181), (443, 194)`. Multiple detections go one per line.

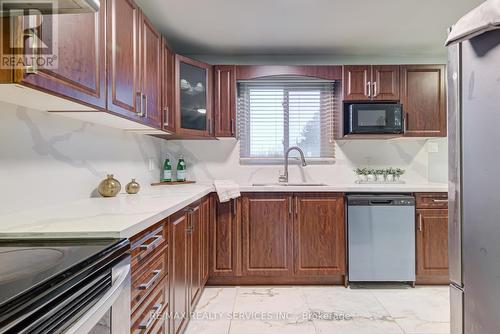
(136, 0), (484, 63)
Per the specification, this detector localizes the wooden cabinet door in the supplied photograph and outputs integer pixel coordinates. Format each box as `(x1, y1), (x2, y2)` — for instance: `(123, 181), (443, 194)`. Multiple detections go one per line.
(401, 65), (446, 137)
(162, 43), (176, 133)
(107, 0), (142, 120)
(343, 65), (371, 101)
(416, 209), (449, 278)
(294, 194), (345, 276)
(139, 12), (162, 129)
(214, 65), (236, 137)
(210, 197), (240, 277)
(241, 193), (293, 276)
(201, 197), (211, 284)
(188, 203), (202, 308)
(175, 55), (214, 137)
(20, 7), (106, 109)
(372, 65), (400, 101)
(171, 210), (189, 334)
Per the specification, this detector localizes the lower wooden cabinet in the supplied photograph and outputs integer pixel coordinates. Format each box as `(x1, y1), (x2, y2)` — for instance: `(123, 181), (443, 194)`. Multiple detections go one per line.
(169, 196), (212, 334)
(209, 196), (241, 278)
(416, 208), (449, 284)
(415, 192), (449, 284)
(188, 202), (202, 308)
(241, 193), (294, 277)
(209, 193), (346, 284)
(130, 220), (170, 333)
(294, 194), (345, 276)
(170, 210), (189, 334)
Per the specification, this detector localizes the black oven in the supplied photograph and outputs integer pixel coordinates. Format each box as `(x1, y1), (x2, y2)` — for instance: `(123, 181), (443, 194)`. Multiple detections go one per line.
(346, 103), (404, 134)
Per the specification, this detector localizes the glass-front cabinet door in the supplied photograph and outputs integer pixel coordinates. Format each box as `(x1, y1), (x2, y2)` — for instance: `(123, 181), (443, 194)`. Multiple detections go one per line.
(175, 55), (213, 137)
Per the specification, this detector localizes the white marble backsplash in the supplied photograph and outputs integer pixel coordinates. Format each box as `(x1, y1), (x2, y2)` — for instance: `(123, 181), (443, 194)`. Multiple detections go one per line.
(0, 99), (448, 215)
(0, 101), (164, 215)
(164, 137), (448, 186)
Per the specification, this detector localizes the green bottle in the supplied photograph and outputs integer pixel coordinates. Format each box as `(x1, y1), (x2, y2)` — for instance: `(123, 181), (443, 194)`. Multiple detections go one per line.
(176, 155), (186, 182)
(162, 156), (172, 182)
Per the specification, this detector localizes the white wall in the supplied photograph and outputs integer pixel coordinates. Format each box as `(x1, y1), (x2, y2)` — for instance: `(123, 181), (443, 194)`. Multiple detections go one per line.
(164, 137), (448, 185)
(0, 102), (164, 215)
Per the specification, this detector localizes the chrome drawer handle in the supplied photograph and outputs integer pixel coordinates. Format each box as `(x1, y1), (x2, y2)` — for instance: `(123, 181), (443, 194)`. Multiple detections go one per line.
(138, 269), (162, 290)
(432, 199), (448, 203)
(139, 235), (163, 251)
(138, 303), (163, 330)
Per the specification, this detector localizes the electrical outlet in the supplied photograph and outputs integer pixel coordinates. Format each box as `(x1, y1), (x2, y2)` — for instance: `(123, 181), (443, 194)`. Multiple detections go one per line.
(148, 158), (155, 171)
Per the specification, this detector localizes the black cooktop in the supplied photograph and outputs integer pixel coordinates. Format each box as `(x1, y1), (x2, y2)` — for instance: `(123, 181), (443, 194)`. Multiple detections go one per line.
(0, 239), (122, 307)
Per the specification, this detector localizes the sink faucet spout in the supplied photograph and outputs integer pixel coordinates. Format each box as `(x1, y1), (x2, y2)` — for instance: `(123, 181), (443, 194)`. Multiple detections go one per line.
(279, 146), (307, 183)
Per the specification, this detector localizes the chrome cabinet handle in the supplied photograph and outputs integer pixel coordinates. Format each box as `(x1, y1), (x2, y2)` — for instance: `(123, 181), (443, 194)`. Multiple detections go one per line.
(367, 81), (371, 98)
(373, 82), (377, 97)
(295, 197), (298, 215)
(138, 269), (162, 290)
(232, 199), (237, 216)
(288, 197), (292, 215)
(207, 118), (212, 134)
(138, 303), (163, 329)
(137, 92), (144, 117)
(142, 94), (148, 118)
(139, 235), (163, 251)
(418, 214), (423, 232)
(230, 119), (235, 135)
(163, 106), (169, 127)
(25, 31), (39, 74)
(432, 199), (448, 203)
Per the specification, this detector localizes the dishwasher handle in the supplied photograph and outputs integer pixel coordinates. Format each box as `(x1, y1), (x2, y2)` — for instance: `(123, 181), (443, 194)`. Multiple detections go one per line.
(369, 200), (394, 205)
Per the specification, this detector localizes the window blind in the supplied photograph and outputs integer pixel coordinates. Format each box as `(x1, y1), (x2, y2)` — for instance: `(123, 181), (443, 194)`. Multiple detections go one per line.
(237, 78), (337, 162)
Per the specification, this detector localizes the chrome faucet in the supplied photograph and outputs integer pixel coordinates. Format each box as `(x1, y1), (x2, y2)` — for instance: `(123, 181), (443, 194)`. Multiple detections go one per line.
(279, 146), (307, 183)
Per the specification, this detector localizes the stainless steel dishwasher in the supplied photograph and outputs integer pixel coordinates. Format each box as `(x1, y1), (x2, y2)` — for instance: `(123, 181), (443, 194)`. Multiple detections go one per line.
(347, 194), (415, 284)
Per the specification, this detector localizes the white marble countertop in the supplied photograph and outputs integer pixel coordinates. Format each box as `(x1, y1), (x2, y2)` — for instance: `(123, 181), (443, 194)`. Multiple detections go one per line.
(0, 182), (447, 239)
(239, 182), (448, 193)
(0, 184), (213, 239)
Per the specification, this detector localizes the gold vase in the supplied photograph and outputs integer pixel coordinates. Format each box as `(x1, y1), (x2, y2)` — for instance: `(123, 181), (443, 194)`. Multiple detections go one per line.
(98, 174), (121, 197)
(126, 179), (140, 194)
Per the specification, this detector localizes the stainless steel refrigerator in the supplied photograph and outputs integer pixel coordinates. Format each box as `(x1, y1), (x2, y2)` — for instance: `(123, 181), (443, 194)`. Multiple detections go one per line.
(447, 1), (500, 333)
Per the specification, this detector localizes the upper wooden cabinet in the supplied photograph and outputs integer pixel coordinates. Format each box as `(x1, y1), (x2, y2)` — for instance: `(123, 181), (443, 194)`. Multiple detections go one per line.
(294, 193), (345, 276)
(174, 55), (214, 137)
(401, 65), (446, 137)
(343, 65), (399, 101)
(0, 6), (106, 109)
(106, 0), (142, 120)
(138, 11), (162, 128)
(162, 42), (176, 133)
(107, 0), (161, 128)
(214, 65), (236, 137)
(241, 193), (294, 277)
(372, 65), (400, 101)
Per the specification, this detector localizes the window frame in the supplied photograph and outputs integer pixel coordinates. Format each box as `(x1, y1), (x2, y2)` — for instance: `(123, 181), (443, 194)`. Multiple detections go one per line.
(238, 79), (336, 165)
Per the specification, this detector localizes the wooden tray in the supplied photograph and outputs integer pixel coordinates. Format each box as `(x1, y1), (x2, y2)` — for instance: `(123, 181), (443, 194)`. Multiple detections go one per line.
(151, 181), (196, 186)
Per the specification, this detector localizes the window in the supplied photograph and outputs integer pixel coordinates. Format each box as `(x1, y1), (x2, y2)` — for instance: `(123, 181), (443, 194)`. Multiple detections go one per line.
(238, 77), (337, 163)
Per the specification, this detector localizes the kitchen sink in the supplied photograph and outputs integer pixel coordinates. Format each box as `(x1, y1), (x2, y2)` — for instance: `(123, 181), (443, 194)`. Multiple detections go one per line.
(252, 183), (328, 187)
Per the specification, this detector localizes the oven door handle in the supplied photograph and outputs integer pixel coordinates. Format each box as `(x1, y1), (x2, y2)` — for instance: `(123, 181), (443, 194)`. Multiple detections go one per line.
(65, 258), (131, 334)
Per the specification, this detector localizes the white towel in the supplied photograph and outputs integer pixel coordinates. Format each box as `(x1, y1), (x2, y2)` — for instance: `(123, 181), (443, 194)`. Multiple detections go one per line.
(446, 0), (500, 46)
(214, 180), (241, 203)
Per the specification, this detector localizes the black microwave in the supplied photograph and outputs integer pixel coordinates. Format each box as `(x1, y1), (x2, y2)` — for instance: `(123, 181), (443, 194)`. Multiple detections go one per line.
(345, 103), (403, 134)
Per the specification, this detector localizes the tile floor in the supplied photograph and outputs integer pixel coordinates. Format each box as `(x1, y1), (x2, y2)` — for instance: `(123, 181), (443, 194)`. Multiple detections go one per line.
(185, 285), (450, 334)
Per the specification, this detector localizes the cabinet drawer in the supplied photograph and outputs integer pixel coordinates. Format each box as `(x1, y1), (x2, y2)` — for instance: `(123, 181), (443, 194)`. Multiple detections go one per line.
(131, 223), (168, 271)
(132, 248), (168, 311)
(132, 275), (169, 334)
(415, 193), (448, 209)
